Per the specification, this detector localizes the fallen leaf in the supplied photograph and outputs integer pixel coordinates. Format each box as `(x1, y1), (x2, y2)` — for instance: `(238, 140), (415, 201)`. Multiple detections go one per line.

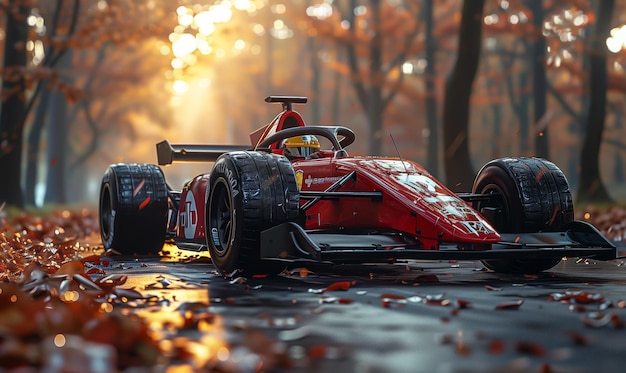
(539, 363), (552, 373)
(569, 304), (587, 313)
(424, 294), (451, 307)
(159, 278), (173, 287)
(381, 298), (407, 308)
(439, 333), (454, 344)
(309, 281), (354, 294)
(320, 297), (354, 305)
(549, 289), (605, 304)
(515, 341), (546, 357)
(495, 299), (524, 310)
(580, 312), (611, 328)
(308, 345), (327, 359)
(379, 293), (406, 300)
(414, 274), (439, 283)
(566, 330), (590, 345)
(610, 313), (624, 329)
(55, 260), (85, 277)
(81, 255), (101, 265)
(456, 340), (471, 356)
(95, 274), (128, 290)
(114, 288), (146, 300)
(86, 268), (106, 275)
(488, 339), (505, 355)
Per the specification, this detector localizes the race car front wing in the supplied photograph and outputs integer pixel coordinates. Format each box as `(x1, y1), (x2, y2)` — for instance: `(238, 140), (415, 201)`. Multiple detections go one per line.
(259, 220), (621, 264)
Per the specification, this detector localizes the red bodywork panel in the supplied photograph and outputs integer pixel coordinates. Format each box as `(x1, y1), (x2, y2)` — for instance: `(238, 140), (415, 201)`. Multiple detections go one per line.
(292, 156), (501, 249)
(251, 110), (306, 151)
(178, 175), (209, 240)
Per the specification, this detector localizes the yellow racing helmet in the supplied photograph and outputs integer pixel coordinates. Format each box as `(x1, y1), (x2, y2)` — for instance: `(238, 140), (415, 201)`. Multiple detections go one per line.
(282, 135), (321, 158)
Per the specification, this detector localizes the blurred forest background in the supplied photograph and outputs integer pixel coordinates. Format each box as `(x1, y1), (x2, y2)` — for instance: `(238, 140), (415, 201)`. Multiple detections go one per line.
(0, 0), (625, 209)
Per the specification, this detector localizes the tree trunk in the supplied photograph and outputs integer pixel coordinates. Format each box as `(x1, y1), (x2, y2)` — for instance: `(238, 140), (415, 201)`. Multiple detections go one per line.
(367, 0), (383, 155)
(531, 1), (549, 158)
(345, 0), (386, 156)
(25, 85), (52, 206)
(577, 0), (614, 203)
(44, 88), (69, 204)
(266, 7), (274, 99)
(368, 90), (384, 155)
(442, 0), (484, 191)
(308, 35), (321, 125)
(491, 100), (502, 158)
(614, 153), (624, 184)
(0, 4), (29, 208)
(332, 63), (341, 124)
(500, 40), (530, 155)
(518, 72), (530, 154)
(613, 111), (624, 183)
(423, 0), (439, 177)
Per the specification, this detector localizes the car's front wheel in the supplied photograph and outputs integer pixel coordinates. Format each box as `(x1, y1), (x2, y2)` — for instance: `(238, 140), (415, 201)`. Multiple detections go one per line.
(206, 151), (300, 276)
(472, 157), (574, 273)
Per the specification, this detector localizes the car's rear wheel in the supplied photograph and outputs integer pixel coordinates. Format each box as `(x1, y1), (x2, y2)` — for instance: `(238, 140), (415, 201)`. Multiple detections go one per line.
(472, 157), (574, 273)
(206, 151), (300, 276)
(99, 163), (169, 254)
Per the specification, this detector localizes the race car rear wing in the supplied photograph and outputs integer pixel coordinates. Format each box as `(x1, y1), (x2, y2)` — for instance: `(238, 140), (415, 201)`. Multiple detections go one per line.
(156, 140), (250, 165)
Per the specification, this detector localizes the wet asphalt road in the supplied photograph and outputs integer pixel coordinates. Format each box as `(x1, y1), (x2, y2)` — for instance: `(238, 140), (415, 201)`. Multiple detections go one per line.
(106, 245), (626, 373)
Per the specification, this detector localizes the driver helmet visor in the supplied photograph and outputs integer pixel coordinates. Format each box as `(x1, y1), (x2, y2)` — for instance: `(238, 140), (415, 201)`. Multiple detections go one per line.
(283, 135), (320, 157)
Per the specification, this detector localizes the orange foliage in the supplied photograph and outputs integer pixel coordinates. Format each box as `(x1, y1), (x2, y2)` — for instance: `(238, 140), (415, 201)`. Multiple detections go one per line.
(0, 209), (161, 368)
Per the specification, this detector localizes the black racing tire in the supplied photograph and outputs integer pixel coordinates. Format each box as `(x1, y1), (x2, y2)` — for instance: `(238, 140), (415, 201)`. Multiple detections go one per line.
(99, 163), (169, 255)
(472, 157), (574, 273)
(206, 151), (300, 276)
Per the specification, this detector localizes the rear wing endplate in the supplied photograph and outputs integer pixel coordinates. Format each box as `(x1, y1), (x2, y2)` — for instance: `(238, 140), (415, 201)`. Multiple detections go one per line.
(156, 140), (250, 165)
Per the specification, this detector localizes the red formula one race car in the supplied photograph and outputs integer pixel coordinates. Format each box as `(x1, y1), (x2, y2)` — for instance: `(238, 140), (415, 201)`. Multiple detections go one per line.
(99, 96), (620, 276)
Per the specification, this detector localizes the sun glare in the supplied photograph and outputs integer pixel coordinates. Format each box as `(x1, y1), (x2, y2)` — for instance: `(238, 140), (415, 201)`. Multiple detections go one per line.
(234, 39), (246, 50)
(173, 79), (189, 95)
(172, 33), (197, 57)
(607, 25), (626, 53)
(171, 58), (184, 69)
(208, 3), (233, 23)
(306, 3), (333, 20)
(234, 0), (251, 11)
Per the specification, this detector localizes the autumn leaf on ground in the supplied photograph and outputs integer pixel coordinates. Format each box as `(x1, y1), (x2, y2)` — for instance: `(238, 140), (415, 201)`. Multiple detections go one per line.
(0, 209), (161, 369)
(484, 285), (502, 291)
(309, 281), (354, 294)
(495, 299), (524, 310)
(413, 274), (439, 283)
(515, 340), (546, 357)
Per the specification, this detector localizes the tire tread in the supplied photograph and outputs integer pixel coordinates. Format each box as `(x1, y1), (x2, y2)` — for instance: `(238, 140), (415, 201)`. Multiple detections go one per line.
(472, 157), (574, 273)
(207, 151), (299, 275)
(99, 163), (168, 254)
